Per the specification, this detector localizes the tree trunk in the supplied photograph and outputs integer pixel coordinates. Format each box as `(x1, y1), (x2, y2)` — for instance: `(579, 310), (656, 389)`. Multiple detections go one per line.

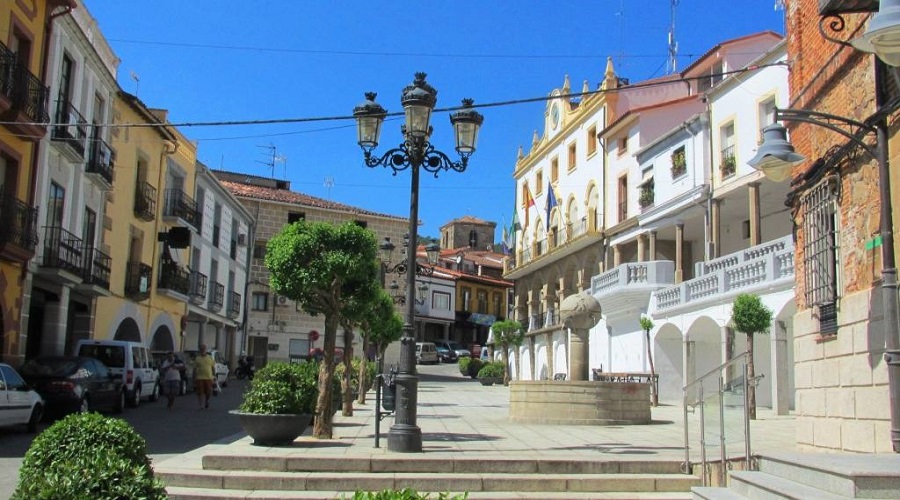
(645, 329), (658, 406)
(747, 332), (756, 420)
(341, 327), (354, 416)
(501, 344), (510, 386)
(357, 336), (369, 405)
(314, 314), (338, 439)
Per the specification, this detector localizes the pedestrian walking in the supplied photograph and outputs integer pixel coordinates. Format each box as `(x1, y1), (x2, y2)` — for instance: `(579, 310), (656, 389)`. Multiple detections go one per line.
(160, 351), (185, 410)
(194, 344), (216, 410)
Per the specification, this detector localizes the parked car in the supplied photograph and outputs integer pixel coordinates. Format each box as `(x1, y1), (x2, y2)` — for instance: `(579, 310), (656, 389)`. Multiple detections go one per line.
(0, 363), (43, 432)
(435, 341), (471, 361)
(151, 351), (194, 396)
(415, 342), (439, 365)
(73, 339), (159, 407)
(19, 356), (124, 418)
(434, 344), (454, 363)
(184, 348), (229, 392)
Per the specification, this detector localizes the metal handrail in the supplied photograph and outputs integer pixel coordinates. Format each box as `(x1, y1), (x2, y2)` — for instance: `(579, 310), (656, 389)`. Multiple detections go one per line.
(682, 351), (752, 486)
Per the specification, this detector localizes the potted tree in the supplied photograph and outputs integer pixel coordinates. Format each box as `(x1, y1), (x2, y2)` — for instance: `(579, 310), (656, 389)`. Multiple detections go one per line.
(491, 319), (524, 385)
(639, 315), (658, 407)
(231, 361), (318, 446)
(731, 293), (772, 420)
(477, 362), (504, 386)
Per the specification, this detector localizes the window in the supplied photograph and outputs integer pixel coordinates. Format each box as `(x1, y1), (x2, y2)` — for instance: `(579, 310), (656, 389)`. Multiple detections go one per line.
(48, 182), (65, 228)
(353, 220), (368, 229)
(671, 146), (687, 178)
(287, 212), (305, 224)
(568, 142), (577, 171)
(536, 170), (543, 195)
(617, 135), (628, 156)
(252, 292), (269, 311)
(82, 207), (96, 248)
(468, 230), (477, 248)
(432, 292), (450, 311)
(720, 122), (736, 177)
(617, 175), (628, 222)
(476, 290), (488, 314)
(253, 240), (267, 260)
(698, 61), (725, 93)
(586, 125), (597, 156)
(59, 53), (74, 106)
(460, 287), (472, 311)
(492, 292), (503, 317)
(551, 157), (559, 183)
(758, 97), (777, 142)
(213, 203), (222, 248)
(801, 179), (839, 334)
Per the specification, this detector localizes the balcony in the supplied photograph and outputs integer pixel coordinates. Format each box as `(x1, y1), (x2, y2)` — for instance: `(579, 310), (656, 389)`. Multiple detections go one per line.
(189, 270), (208, 305)
(86, 133), (114, 187)
(591, 260), (675, 319)
(124, 261), (152, 301)
(51, 98), (87, 161)
(208, 281), (225, 312)
(0, 192), (38, 262)
(527, 308), (557, 332)
(0, 44), (50, 139)
(651, 235), (795, 316)
(157, 260), (190, 297)
(227, 291), (241, 319)
(78, 246), (111, 296)
(40, 226), (83, 283)
(163, 189), (199, 228)
(133, 181), (157, 221)
(720, 145), (736, 178)
(504, 216), (603, 279)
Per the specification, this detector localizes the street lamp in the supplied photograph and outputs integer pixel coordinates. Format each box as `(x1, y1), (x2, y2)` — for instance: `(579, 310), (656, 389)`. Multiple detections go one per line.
(355, 73), (483, 453)
(749, 105), (900, 452)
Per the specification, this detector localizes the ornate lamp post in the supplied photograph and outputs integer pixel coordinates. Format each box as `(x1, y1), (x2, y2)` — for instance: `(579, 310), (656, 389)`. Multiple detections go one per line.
(354, 73), (483, 453)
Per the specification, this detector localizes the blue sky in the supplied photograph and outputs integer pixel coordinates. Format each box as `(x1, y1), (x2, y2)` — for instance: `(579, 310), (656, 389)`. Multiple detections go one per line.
(86, 1), (785, 239)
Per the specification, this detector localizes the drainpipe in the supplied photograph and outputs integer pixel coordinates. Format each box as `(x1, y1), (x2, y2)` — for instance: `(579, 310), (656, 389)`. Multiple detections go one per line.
(151, 140), (178, 344)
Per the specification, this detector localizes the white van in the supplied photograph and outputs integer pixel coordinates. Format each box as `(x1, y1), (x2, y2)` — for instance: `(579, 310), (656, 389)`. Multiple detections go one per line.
(415, 342), (438, 365)
(74, 339), (160, 407)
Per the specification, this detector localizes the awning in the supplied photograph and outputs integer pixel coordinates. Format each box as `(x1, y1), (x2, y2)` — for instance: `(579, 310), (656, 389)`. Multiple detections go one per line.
(468, 313), (496, 326)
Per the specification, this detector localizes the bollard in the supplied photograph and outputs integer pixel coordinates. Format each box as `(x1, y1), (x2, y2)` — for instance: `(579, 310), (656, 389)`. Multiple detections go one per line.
(374, 366), (397, 448)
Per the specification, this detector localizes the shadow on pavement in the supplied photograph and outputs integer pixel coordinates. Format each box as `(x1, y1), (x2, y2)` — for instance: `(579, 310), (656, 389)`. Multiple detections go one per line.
(424, 432), (502, 442)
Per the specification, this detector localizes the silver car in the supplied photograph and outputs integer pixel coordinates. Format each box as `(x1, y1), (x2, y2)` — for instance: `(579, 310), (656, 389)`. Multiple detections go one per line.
(0, 363), (44, 433)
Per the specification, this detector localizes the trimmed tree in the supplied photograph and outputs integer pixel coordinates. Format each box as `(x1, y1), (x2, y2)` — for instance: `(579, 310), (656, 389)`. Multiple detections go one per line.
(490, 319), (524, 385)
(354, 290), (402, 405)
(731, 293), (773, 420)
(639, 315), (658, 406)
(265, 220), (380, 438)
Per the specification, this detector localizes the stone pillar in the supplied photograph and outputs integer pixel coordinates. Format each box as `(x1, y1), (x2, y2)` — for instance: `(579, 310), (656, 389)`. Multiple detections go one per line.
(637, 234), (646, 262)
(684, 339), (696, 388)
(675, 223), (684, 283)
(613, 244), (621, 267)
(710, 199), (721, 258)
(559, 292), (602, 381)
(649, 231), (657, 261)
(546, 333), (554, 379)
(41, 287), (71, 356)
(748, 182), (761, 246)
(771, 320), (790, 415)
(529, 336), (536, 380)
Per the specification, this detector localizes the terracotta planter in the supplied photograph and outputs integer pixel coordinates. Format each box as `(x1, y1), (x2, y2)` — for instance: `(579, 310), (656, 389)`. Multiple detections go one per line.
(230, 411), (312, 446)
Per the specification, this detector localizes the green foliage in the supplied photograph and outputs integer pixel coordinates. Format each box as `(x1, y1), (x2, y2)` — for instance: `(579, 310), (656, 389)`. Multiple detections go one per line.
(365, 291), (404, 353)
(344, 488), (467, 499)
(241, 361), (318, 415)
(458, 357), (471, 376)
(477, 361), (504, 379)
(335, 358), (377, 394)
(491, 319), (524, 347)
(13, 412), (165, 500)
(732, 293), (773, 335)
(466, 358), (484, 378)
(639, 316), (654, 332)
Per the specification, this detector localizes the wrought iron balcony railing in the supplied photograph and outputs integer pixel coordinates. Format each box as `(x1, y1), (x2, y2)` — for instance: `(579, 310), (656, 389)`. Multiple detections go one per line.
(189, 270), (208, 304)
(0, 44), (50, 125)
(133, 181), (156, 221)
(0, 191), (38, 257)
(124, 261), (152, 301)
(157, 260), (190, 295)
(163, 189), (199, 227)
(227, 291), (241, 319)
(86, 132), (114, 186)
(51, 97), (87, 157)
(81, 246), (111, 290)
(42, 226), (83, 275)
(208, 281), (225, 312)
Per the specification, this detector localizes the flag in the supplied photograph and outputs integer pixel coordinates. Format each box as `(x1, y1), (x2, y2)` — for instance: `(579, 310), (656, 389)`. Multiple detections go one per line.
(545, 183), (558, 231)
(501, 218), (510, 255)
(523, 183), (535, 227)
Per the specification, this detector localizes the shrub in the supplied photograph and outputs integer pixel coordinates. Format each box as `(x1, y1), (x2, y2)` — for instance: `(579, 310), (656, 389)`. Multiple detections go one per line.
(13, 412), (165, 500)
(335, 358), (377, 394)
(458, 357), (471, 376)
(345, 489), (468, 499)
(466, 358), (484, 379)
(243, 361), (318, 414)
(477, 362), (504, 379)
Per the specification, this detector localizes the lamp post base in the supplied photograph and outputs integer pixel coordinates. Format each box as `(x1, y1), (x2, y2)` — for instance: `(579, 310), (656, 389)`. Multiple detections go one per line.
(387, 424), (422, 453)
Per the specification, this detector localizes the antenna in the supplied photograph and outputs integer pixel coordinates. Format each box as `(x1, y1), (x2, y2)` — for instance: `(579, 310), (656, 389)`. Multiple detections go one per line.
(256, 144), (286, 178)
(323, 176), (334, 199)
(130, 71), (140, 96)
(668, 0), (679, 74)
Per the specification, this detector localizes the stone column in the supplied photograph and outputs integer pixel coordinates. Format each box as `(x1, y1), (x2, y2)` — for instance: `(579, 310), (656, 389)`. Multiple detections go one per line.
(613, 244), (622, 267)
(637, 234), (646, 262)
(529, 336), (536, 381)
(710, 199), (721, 259)
(675, 223), (684, 283)
(771, 320), (790, 415)
(546, 333), (554, 379)
(560, 292), (602, 381)
(748, 182), (761, 246)
(684, 339), (696, 389)
(649, 231), (657, 261)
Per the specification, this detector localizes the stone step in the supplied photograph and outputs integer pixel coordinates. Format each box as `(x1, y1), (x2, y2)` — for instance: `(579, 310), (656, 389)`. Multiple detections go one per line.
(166, 486), (695, 499)
(156, 469), (700, 494)
(200, 454), (685, 475)
(758, 452), (900, 498)
(691, 486), (748, 499)
(728, 470), (847, 500)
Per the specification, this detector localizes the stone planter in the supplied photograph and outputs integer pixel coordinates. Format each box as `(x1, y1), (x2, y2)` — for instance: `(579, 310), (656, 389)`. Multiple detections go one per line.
(230, 411), (312, 446)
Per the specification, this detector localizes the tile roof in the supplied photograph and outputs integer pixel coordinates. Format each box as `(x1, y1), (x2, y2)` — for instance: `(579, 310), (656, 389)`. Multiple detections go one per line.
(213, 172), (406, 221)
(440, 215), (496, 228)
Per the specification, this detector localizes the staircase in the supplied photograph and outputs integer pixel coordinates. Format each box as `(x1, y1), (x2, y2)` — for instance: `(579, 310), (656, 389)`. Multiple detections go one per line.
(159, 452), (700, 499)
(693, 452), (900, 499)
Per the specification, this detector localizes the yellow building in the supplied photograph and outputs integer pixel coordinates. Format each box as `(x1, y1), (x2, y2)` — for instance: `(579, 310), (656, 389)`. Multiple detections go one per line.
(0, 1), (68, 364)
(94, 93), (197, 353)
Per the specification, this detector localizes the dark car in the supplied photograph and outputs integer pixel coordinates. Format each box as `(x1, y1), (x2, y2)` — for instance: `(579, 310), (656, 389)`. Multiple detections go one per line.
(19, 356), (125, 418)
(435, 345), (454, 363)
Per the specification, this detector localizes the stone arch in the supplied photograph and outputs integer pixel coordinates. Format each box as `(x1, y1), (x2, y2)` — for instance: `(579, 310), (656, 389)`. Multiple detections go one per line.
(654, 322), (684, 403)
(585, 182), (601, 229)
(114, 317), (142, 342)
(150, 325), (175, 352)
(685, 315), (723, 388)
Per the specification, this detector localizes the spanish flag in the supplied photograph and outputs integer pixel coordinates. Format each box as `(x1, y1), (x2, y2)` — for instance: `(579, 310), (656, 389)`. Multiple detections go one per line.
(523, 183), (536, 227)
